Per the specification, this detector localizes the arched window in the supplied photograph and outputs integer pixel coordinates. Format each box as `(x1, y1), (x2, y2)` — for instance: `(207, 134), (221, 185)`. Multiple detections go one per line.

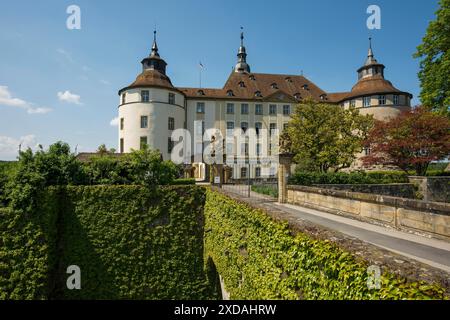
(227, 90), (234, 97)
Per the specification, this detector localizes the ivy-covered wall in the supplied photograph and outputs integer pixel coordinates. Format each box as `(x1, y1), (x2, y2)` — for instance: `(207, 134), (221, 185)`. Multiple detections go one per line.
(204, 189), (447, 299)
(1, 185), (217, 300)
(0, 189), (59, 299)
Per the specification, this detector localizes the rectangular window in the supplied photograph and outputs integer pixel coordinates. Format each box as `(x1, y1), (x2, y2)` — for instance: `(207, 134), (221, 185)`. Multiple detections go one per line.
(168, 137), (174, 153)
(378, 95), (386, 105)
(241, 103), (249, 114)
(140, 136), (148, 150)
(168, 117), (175, 130)
(283, 105), (290, 115)
(350, 100), (356, 108)
(269, 104), (277, 115)
(393, 95), (399, 105)
(255, 104), (263, 115)
(168, 92), (175, 104)
(120, 118), (124, 130)
(270, 123), (277, 136)
(226, 103), (234, 114)
(121, 93), (126, 105)
(255, 167), (261, 177)
(120, 138), (124, 153)
(196, 102), (205, 113)
(364, 146), (371, 156)
(241, 167), (247, 178)
(283, 123), (289, 131)
(363, 96), (371, 107)
(140, 116), (148, 129)
(255, 122), (262, 136)
(226, 121), (234, 136)
(256, 143), (261, 156)
(241, 122), (248, 133)
(141, 90), (149, 102)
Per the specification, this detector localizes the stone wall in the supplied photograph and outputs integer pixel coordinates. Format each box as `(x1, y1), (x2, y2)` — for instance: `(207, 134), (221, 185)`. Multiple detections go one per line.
(313, 183), (416, 199)
(408, 176), (450, 203)
(287, 185), (450, 240)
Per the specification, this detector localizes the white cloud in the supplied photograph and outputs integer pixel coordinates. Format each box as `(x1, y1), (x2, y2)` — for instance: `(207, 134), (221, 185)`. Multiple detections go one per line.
(0, 134), (38, 160)
(57, 90), (82, 105)
(0, 86), (52, 114)
(57, 48), (74, 63)
(110, 117), (119, 126)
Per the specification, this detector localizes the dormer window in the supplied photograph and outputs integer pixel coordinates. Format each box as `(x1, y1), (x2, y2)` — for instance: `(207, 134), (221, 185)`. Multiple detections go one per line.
(227, 90), (234, 97)
(302, 84), (309, 90)
(239, 81), (245, 88)
(285, 77), (292, 83)
(197, 90), (205, 96)
(249, 75), (256, 81)
(254, 91), (262, 97)
(320, 94), (327, 101)
(294, 93), (301, 100)
(271, 83), (278, 89)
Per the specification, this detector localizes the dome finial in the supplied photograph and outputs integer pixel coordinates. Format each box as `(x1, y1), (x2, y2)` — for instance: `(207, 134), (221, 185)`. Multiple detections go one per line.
(151, 29), (159, 57)
(240, 26), (244, 46)
(368, 37), (373, 57)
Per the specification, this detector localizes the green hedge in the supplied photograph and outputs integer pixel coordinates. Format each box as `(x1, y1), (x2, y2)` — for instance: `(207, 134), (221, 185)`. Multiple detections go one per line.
(251, 185), (278, 198)
(204, 189), (446, 299)
(171, 178), (196, 185)
(289, 171), (409, 185)
(0, 188), (59, 299)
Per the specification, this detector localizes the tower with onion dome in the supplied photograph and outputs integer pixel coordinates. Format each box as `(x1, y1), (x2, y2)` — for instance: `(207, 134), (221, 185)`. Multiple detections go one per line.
(117, 31), (185, 159)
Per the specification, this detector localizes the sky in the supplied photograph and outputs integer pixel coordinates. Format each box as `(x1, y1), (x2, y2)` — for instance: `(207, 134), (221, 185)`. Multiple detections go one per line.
(0, 0), (440, 160)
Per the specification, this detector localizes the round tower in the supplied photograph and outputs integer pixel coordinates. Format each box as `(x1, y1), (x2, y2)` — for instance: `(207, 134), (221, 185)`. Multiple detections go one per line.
(340, 38), (412, 121)
(117, 31), (185, 160)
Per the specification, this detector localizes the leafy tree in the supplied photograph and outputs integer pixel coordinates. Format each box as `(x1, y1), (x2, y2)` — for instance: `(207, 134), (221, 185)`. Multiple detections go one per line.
(84, 154), (129, 185)
(362, 107), (450, 176)
(7, 142), (87, 211)
(414, 0), (450, 115)
(286, 99), (373, 172)
(123, 145), (179, 186)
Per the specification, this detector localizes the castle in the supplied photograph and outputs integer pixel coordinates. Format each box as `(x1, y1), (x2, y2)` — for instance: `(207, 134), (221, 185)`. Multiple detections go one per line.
(117, 31), (411, 180)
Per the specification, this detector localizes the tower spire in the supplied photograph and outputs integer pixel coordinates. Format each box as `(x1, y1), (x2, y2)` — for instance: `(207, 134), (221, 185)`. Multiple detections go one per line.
(151, 29), (159, 57)
(234, 27), (251, 73)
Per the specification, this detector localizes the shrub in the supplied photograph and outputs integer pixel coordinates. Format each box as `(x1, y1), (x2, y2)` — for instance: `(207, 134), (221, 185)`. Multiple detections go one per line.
(289, 171), (409, 185)
(171, 178), (196, 185)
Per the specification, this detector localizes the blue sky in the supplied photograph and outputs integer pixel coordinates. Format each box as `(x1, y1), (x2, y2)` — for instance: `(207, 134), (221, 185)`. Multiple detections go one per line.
(0, 0), (439, 160)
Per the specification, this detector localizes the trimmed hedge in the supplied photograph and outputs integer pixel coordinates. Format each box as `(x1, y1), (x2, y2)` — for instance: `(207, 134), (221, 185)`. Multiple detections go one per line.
(289, 171), (409, 185)
(204, 189), (447, 299)
(171, 178), (196, 185)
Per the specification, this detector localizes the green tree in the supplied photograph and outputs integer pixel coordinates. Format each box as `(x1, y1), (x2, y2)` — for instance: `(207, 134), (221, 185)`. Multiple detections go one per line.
(7, 142), (87, 211)
(414, 0), (450, 115)
(124, 145), (179, 186)
(287, 99), (373, 172)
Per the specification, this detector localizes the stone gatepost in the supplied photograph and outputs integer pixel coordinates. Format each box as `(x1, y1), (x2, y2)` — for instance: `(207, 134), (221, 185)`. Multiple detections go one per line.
(278, 153), (294, 203)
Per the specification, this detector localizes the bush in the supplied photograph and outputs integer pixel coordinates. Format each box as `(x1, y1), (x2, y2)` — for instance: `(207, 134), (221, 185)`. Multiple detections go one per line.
(251, 185), (278, 198)
(171, 178), (196, 185)
(204, 189), (447, 299)
(289, 171), (409, 185)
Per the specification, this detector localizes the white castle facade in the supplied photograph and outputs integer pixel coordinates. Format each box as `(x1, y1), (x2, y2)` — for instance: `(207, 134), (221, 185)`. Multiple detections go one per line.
(117, 32), (411, 181)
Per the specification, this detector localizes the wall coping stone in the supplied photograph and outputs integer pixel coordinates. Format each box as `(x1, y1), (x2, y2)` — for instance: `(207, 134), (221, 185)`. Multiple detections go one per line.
(288, 185), (450, 216)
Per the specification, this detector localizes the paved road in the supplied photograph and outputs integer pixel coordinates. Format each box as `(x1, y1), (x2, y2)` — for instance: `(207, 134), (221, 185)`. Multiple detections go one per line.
(222, 184), (450, 273)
